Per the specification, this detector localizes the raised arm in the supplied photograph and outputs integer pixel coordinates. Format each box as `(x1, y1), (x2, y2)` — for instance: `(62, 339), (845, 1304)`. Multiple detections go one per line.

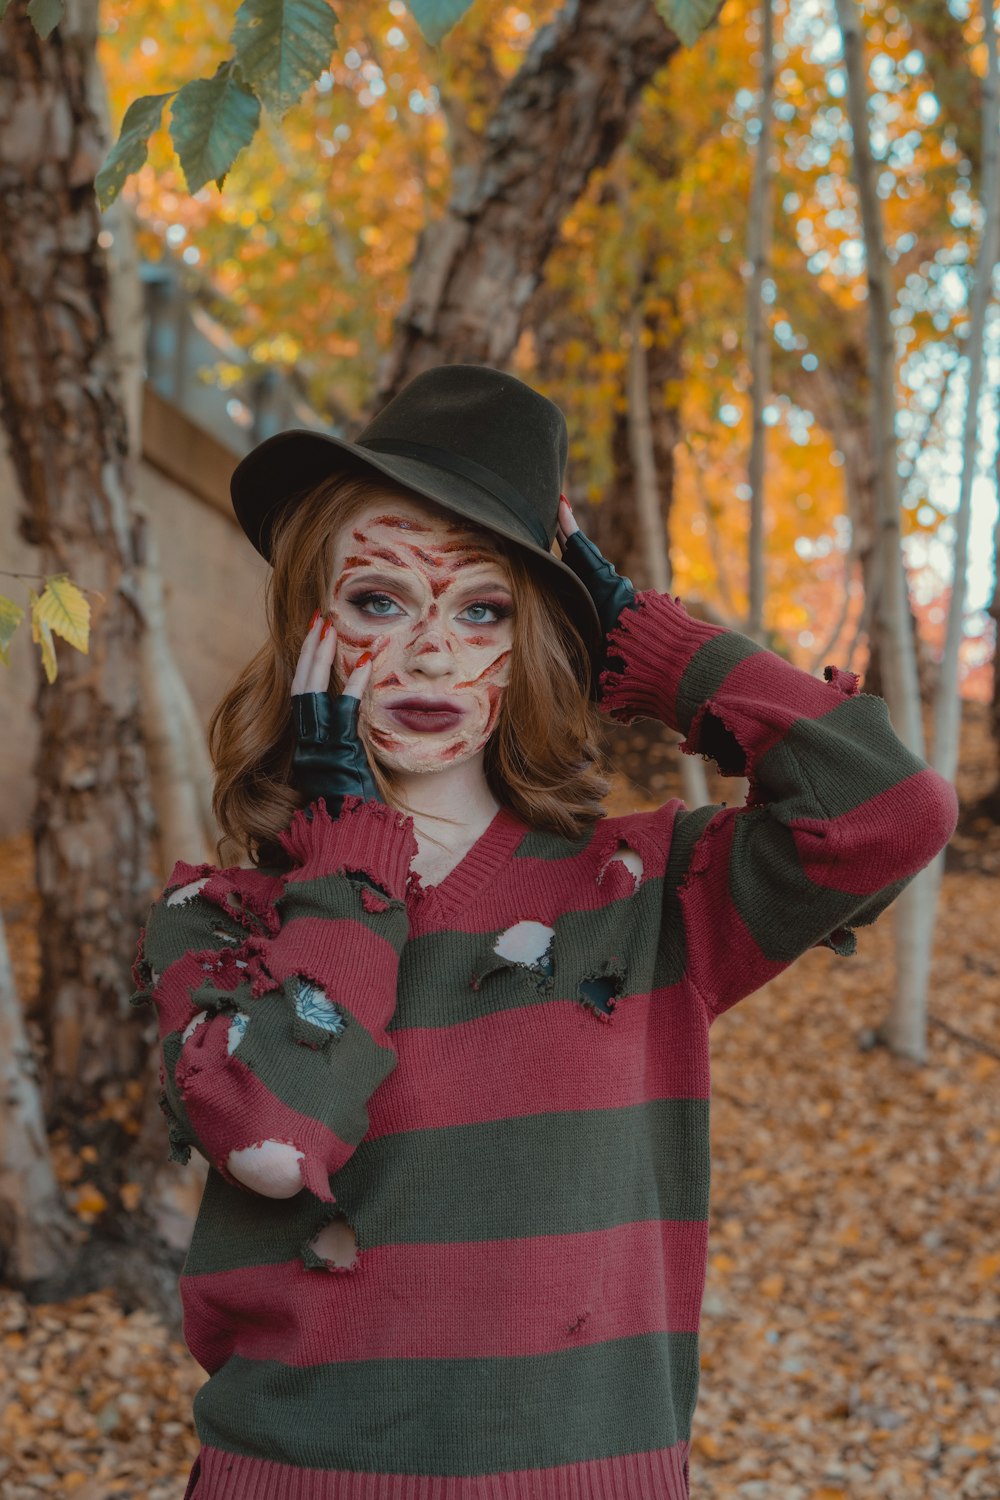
(557, 499), (958, 1020)
(599, 588), (958, 1018)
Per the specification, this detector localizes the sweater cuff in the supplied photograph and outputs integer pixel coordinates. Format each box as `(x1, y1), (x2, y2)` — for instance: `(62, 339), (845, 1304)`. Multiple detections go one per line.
(597, 590), (727, 728)
(277, 796), (417, 900)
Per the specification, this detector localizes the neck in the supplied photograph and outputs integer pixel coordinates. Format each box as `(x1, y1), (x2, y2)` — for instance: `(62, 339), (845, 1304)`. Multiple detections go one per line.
(391, 753), (501, 853)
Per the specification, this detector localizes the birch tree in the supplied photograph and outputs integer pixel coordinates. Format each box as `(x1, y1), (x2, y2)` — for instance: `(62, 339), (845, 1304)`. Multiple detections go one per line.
(834, 0), (933, 1061)
(911, 0), (1000, 1013)
(744, 0), (776, 642)
(0, 913), (83, 1283)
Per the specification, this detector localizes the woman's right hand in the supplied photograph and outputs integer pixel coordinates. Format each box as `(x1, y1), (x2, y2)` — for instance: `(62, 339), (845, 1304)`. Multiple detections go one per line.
(290, 612), (385, 817)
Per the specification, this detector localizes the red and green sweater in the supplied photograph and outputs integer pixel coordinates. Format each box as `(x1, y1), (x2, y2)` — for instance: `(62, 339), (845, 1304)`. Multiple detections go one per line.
(132, 589), (958, 1500)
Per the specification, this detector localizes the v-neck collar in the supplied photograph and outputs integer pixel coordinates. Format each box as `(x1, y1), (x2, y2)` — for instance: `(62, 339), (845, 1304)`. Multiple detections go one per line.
(405, 804), (528, 931)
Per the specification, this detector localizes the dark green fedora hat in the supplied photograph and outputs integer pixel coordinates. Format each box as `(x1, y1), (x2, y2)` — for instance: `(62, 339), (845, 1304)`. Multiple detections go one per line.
(229, 362), (604, 691)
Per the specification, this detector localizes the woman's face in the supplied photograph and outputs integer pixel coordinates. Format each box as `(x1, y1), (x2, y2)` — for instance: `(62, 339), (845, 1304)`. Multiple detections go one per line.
(327, 493), (515, 775)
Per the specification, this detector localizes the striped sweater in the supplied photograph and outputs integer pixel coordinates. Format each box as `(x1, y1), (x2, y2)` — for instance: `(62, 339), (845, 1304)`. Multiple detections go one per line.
(132, 589), (958, 1500)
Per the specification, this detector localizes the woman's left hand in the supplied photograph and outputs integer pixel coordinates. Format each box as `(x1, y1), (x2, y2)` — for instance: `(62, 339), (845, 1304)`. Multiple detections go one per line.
(556, 496), (639, 662)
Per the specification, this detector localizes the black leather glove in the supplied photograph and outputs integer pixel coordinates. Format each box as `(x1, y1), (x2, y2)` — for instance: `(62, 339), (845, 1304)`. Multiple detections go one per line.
(560, 527), (640, 675)
(291, 691), (383, 818)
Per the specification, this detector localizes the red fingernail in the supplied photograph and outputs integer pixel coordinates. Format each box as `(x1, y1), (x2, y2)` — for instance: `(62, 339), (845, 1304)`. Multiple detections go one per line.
(320, 618), (332, 640)
(355, 651), (372, 668)
(309, 608), (321, 629)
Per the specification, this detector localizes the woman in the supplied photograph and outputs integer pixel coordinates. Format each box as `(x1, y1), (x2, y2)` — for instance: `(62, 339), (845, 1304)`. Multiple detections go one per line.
(133, 364), (957, 1500)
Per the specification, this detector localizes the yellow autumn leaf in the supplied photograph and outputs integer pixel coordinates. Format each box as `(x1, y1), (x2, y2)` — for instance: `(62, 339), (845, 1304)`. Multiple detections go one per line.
(72, 1184), (109, 1216)
(972, 1251), (1000, 1284)
(34, 574), (90, 654)
(119, 1181), (143, 1212)
(29, 589), (57, 685)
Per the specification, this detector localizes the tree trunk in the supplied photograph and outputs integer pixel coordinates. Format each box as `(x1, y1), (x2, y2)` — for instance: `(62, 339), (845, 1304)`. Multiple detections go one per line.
(836, 0), (935, 1063)
(373, 0), (691, 401)
(986, 440), (1000, 812)
(625, 293), (711, 811)
(134, 516), (217, 876)
(932, 0), (998, 789)
(836, 0), (923, 751)
(745, 0), (775, 641)
(0, 910), (83, 1285)
(907, 0), (1000, 1015)
(0, 0), (158, 1118)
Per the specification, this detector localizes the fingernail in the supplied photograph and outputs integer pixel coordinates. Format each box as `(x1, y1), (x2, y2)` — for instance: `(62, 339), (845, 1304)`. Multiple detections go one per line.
(309, 608), (321, 629)
(320, 618), (332, 640)
(355, 650), (372, 668)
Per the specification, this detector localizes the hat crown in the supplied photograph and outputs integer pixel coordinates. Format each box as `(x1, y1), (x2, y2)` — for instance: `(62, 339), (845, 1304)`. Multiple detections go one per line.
(358, 364), (568, 546)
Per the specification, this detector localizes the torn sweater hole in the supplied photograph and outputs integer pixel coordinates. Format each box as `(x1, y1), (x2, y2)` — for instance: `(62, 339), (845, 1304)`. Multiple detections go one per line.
(188, 937), (278, 1011)
(578, 955), (627, 1023)
(289, 975), (347, 1051)
(471, 922), (555, 991)
(201, 868), (284, 935)
(823, 663), (861, 697)
(683, 699), (749, 780)
(303, 1211), (360, 1273)
(166, 875), (210, 908)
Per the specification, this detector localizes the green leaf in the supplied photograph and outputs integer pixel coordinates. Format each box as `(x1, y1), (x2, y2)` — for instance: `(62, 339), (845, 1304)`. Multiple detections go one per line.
(26, 0), (63, 38)
(651, 0), (718, 48)
(95, 92), (176, 212)
(406, 0), (475, 46)
(169, 66), (261, 195)
(0, 594), (25, 667)
(232, 0), (338, 117)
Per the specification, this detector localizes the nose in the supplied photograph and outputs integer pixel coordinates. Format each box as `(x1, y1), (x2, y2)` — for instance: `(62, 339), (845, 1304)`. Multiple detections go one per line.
(407, 620), (453, 678)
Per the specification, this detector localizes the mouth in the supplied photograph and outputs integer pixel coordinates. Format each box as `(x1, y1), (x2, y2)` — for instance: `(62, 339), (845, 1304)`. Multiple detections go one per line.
(386, 696), (466, 733)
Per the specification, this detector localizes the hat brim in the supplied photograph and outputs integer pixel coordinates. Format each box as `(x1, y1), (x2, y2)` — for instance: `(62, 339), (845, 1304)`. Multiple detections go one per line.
(230, 427), (605, 693)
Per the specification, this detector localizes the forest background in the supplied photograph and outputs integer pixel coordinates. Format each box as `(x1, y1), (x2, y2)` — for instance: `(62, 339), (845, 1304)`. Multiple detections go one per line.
(0, 0), (998, 1495)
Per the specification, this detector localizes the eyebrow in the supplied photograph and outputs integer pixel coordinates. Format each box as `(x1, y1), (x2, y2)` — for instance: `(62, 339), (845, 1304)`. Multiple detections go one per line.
(335, 567), (512, 597)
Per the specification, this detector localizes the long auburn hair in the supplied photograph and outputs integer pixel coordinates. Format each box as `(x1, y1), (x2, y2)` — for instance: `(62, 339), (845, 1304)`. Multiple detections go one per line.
(208, 463), (612, 868)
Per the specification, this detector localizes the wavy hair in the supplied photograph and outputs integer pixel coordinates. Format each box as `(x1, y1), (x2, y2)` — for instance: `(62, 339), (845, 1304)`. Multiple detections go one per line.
(208, 463), (612, 868)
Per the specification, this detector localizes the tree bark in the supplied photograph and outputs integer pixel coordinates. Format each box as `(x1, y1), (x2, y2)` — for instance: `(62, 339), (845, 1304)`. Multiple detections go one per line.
(932, 0), (998, 789)
(373, 0), (689, 401)
(0, 910), (83, 1284)
(745, 0), (775, 641)
(836, 0), (923, 753)
(0, 0), (158, 1116)
(986, 455), (1000, 813)
(909, 0), (999, 1005)
(625, 292), (711, 812)
(835, 0), (938, 1064)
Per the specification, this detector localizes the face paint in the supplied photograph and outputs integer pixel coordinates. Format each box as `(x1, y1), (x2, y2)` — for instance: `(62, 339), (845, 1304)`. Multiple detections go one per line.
(327, 496), (515, 775)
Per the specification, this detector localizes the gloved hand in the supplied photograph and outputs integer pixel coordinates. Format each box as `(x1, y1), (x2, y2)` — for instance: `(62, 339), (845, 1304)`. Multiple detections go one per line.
(555, 494), (640, 676)
(290, 612), (385, 817)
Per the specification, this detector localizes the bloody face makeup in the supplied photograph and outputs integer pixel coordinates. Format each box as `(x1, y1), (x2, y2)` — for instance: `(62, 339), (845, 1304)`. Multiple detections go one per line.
(327, 495), (515, 776)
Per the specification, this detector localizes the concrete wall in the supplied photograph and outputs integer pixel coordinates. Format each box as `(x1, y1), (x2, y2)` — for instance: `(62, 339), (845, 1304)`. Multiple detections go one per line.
(0, 388), (270, 838)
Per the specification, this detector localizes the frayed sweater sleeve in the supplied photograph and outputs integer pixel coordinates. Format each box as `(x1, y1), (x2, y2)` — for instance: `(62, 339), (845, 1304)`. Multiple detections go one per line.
(130, 796), (417, 1202)
(601, 591), (959, 1020)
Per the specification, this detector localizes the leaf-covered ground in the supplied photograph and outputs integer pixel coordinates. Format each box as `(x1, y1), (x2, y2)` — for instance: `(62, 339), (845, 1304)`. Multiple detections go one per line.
(1, 705), (997, 1499)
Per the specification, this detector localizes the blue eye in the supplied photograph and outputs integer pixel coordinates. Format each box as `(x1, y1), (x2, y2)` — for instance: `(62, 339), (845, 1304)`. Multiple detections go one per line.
(462, 602), (500, 623)
(351, 592), (400, 617)
(348, 591), (511, 624)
